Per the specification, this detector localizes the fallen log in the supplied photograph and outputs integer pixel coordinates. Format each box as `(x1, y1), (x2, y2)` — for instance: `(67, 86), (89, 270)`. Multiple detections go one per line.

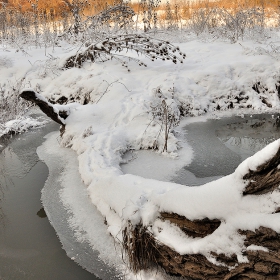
(151, 226), (280, 279)
(243, 146), (280, 195)
(161, 212), (221, 238)
(20, 90), (68, 126)
(122, 145), (280, 279)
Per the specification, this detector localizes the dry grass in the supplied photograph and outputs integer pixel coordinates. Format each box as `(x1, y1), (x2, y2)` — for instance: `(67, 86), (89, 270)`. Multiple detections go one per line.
(122, 222), (159, 273)
(4, 0), (280, 20)
(154, 0), (280, 21)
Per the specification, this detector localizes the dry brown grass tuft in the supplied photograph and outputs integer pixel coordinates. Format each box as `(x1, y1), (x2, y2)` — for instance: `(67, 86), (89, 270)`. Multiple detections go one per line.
(122, 222), (158, 273)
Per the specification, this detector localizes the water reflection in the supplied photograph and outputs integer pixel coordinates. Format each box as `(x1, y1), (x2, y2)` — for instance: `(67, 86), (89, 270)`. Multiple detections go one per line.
(36, 208), (47, 218)
(216, 116), (280, 161)
(172, 114), (280, 186)
(0, 122), (96, 280)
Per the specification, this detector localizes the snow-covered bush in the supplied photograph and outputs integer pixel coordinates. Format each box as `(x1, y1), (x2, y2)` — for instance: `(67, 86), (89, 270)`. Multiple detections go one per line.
(191, 6), (266, 42)
(149, 86), (180, 152)
(87, 3), (135, 32)
(63, 34), (186, 70)
(63, 0), (90, 35)
(0, 0), (278, 48)
(50, 2), (136, 44)
(164, 0), (178, 30)
(139, 0), (161, 32)
(0, 80), (33, 132)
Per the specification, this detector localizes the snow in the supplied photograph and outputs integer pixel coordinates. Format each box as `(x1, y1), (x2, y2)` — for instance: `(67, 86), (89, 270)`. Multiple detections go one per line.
(2, 31), (280, 278)
(247, 245), (269, 252)
(153, 164), (280, 260)
(0, 116), (48, 138)
(121, 136), (193, 181)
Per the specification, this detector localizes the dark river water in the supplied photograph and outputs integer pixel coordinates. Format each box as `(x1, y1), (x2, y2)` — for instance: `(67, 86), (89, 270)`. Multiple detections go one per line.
(122, 114), (280, 187)
(172, 114), (280, 186)
(0, 121), (97, 280)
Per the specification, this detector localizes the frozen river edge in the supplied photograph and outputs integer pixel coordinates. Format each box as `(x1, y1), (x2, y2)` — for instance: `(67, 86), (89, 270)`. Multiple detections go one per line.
(37, 132), (123, 280)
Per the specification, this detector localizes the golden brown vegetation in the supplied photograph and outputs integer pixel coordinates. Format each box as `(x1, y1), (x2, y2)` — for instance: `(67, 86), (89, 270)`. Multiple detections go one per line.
(155, 0), (280, 20)
(2, 0), (280, 19)
(4, 0), (120, 15)
(0, 0), (279, 44)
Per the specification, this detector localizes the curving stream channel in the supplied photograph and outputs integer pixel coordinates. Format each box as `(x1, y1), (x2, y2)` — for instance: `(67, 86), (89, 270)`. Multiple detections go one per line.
(0, 114), (280, 279)
(0, 121), (96, 280)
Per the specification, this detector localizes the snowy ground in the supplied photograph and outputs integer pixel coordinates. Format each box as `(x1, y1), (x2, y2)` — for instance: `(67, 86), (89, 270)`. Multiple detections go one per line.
(2, 31), (280, 278)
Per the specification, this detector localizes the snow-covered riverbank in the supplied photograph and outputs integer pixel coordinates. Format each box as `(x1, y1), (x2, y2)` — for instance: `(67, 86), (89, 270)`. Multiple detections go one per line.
(2, 32), (280, 278)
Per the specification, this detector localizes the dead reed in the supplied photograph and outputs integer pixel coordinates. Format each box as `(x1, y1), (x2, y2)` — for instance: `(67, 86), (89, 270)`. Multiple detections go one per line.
(122, 222), (158, 273)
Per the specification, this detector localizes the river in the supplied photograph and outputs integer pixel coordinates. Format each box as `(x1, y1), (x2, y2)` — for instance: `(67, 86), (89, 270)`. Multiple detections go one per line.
(0, 120), (97, 280)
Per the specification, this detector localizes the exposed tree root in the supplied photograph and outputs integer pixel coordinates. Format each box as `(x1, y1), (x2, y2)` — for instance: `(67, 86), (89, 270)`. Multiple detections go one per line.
(122, 223), (158, 273)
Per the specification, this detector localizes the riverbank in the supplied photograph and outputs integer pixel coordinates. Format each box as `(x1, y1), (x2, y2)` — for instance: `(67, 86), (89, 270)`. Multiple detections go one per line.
(0, 108), (50, 145)
(2, 31), (280, 278)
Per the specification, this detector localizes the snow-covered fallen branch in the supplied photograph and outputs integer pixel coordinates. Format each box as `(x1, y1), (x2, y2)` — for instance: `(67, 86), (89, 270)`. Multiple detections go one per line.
(20, 90), (66, 125)
(20, 90), (82, 135)
(63, 34), (186, 70)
